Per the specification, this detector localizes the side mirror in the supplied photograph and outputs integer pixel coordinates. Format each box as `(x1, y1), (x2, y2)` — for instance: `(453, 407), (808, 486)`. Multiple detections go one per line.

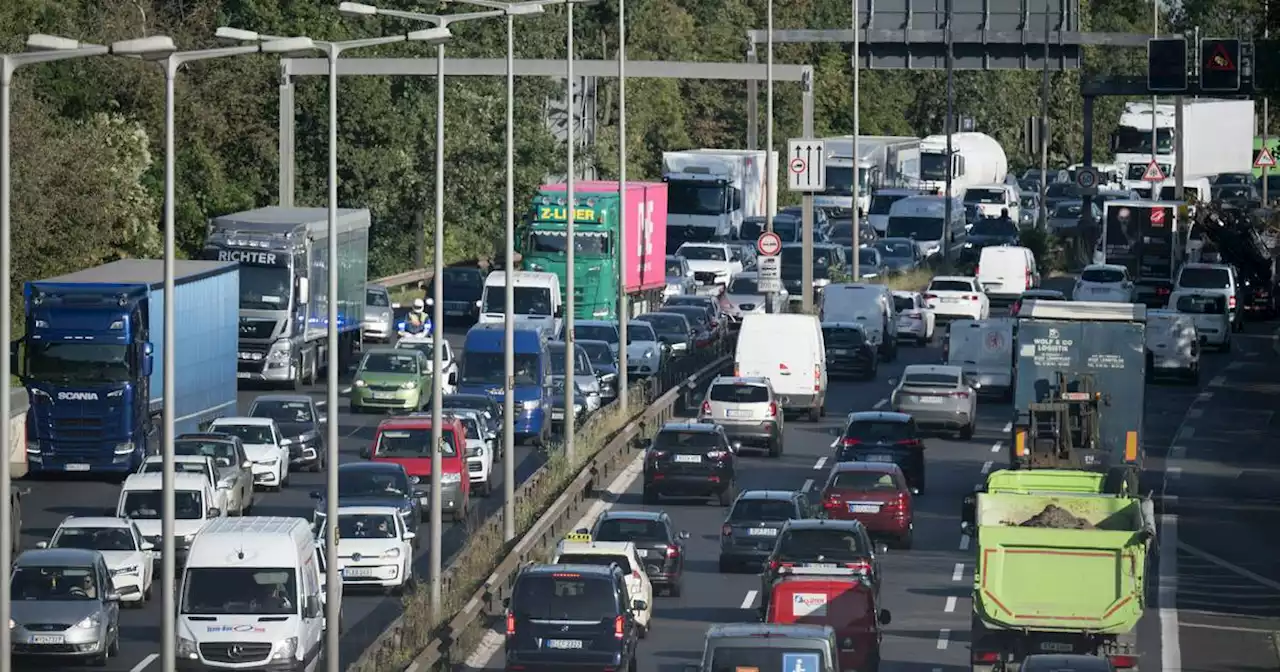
(961, 493), (978, 532)
(575, 527), (590, 534)
(141, 342), (154, 378)
(141, 541), (155, 551)
(403, 531), (417, 541)
(207, 507), (221, 518)
(554, 306), (564, 318)
(413, 488), (428, 498)
(887, 378), (899, 386)
(502, 597), (511, 609)
(685, 269), (695, 278)
(409, 476), (421, 485)
(35, 541), (48, 549)
(874, 541), (889, 554)
(632, 599), (648, 612)
(679, 530), (691, 540)
(297, 277), (310, 304)
(426, 298), (435, 306)
(879, 609), (892, 625)
(448, 372), (458, 385)
(242, 460), (253, 469)
(105, 591), (123, 603)
(359, 447), (371, 459)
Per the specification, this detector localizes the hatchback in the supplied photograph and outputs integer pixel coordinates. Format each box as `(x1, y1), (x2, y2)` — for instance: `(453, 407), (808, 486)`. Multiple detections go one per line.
(889, 365), (977, 439)
(586, 510), (689, 597)
(835, 411), (926, 494)
(718, 490), (810, 572)
(819, 461), (914, 548)
(642, 423), (738, 505)
(699, 376), (783, 456)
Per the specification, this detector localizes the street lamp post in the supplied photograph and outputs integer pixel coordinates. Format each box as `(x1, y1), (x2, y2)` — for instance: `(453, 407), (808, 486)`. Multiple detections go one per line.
(216, 24), (452, 672)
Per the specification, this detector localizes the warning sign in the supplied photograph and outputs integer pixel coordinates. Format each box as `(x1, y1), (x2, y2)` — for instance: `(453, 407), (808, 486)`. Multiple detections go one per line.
(1256, 148), (1276, 168)
(1206, 42), (1236, 71)
(1141, 160), (1165, 182)
(1150, 208), (1165, 225)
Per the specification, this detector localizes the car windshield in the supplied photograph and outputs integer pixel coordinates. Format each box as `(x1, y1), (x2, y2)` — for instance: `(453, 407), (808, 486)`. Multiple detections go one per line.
(869, 193), (908, 215)
(665, 259), (685, 276)
(1082, 268), (1126, 283)
(366, 289), (390, 307)
(970, 219), (1019, 236)
(823, 327), (865, 347)
(638, 314), (687, 334)
(830, 470), (900, 490)
(53, 527), (136, 552)
(709, 383), (770, 404)
(361, 352), (420, 375)
(460, 352), (540, 386)
(548, 347), (591, 375)
(663, 308), (707, 326)
(728, 277), (761, 294)
(928, 280), (974, 292)
(964, 188), (1007, 204)
(887, 216), (943, 240)
(482, 286), (554, 316)
(141, 461), (210, 479)
(442, 268), (484, 298)
(123, 490), (204, 520)
(875, 240), (914, 258)
(338, 468), (409, 497)
(579, 342), (614, 366)
(653, 430), (720, 453)
(845, 421), (911, 442)
(678, 245), (727, 261)
(892, 295), (915, 312)
(374, 429), (459, 457)
(181, 568), (298, 616)
(27, 342), (132, 385)
(513, 574), (617, 620)
(1053, 203), (1083, 218)
(903, 373), (959, 386)
(593, 518), (668, 543)
(574, 325), (618, 344)
(13, 566), (102, 601)
(338, 513), (398, 539)
(213, 424), (274, 445)
(709, 647), (830, 672)
(777, 528), (866, 559)
(1046, 183), (1082, 199)
(250, 400), (314, 424)
(859, 249), (879, 266)
(1178, 267), (1231, 289)
(729, 499), (795, 522)
(828, 222), (853, 239)
(626, 322), (657, 343)
(1176, 294), (1226, 314)
(174, 439), (238, 466)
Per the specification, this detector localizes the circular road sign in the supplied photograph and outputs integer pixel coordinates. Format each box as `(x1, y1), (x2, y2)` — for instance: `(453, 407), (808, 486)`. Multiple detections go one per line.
(757, 231), (783, 256)
(1075, 166), (1098, 190)
(789, 157), (807, 174)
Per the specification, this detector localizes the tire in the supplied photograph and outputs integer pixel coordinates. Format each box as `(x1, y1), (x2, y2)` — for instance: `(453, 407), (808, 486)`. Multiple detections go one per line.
(959, 423), (975, 440)
(917, 334), (928, 347)
(628, 656), (639, 672)
(477, 480), (491, 498)
(807, 406), (821, 422)
(668, 580), (682, 598)
(638, 624), (648, 639)
(1222, 336), (1232, 353)
(896, 525), (914, 550)
(768, 439), (782, 458)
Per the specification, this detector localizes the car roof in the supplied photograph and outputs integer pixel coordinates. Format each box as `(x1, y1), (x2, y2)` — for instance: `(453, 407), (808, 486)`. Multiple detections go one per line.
(336, 505), (403, 516)
(930, 275), (975, 283)
(143, 454), (210, 464)
(821, 322), (867, 331)
(668, 295), (714, 303)
(660, 422), (719, 433)
(16, 548), (104, 567)
(122, 472), (210, 490)
(1084, 263), (1126, 272)
(363, 345), (405, 354)
(599, 509), (664, 522)
(1181, 262), (1232, 270)
(576, 339), (613, 349)
(711, 375), (771, 387)
(442, 393), (494, 404)
(736, 489), (798, 501)
(706, 622), (833, 641)
(58, 516), (134, 529)
(846, 411), (911, 424)
(522, 563), (620, 578)
(831, 460), (903, 474)
(176, 433), (239, 443)
(251, 394), (312, 404)
(902, 364), (963, 376)
(556, 540), (638, 556)
(212, 416), (275, 427)
(377, 415), (465, 431)
(338, 461), (408, 475)
(1021, 289), (1065, 297)
(784, 518), (864, 532)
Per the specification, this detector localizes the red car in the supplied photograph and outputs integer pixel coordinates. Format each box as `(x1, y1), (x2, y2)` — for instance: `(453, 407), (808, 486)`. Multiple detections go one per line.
(820, 461), (914, 549)
(362, 416), (471, 522)
(766, 573), (892, 672)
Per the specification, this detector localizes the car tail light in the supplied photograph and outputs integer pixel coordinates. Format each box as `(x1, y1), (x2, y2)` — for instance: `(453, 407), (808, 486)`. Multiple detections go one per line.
(841, 437), (861, 447)
(924, 293), (937, 301)
(506, 611), (515, 636)
(1025, 270), (1032, 285)
(950, 390), (970, 399)
(973, 652), (999, 664)
(700, 401), (711, 416)
(894, 438), (921, 447)
(666, 545), (680, 557)
(768, 560), (794, 571)
(768, 402), (778, 417)
(823, 492), (842, 509)
(1010, 300), (1022, 314)
(649, 450), (668, 459)
(965, 294), (979, 301)
(631, 569), (642, 580)
(614, 615), (625, 639)
(844, 561), (873, 573)
(706, 449), (730, 460)
(813, 365), (821, 392)
(1157, 286), (1171, 296)
(722, 524), (733, 536)
(974, 265), (980, 275)
(882, 495), (905, 511)
(1229, 295), (1238, 309)
(1109, 654), (1137, 668)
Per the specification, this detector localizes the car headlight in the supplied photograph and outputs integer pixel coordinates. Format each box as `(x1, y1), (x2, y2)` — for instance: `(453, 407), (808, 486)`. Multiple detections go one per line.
(522, 400), (539, 411)
(178, 637), (198, 659)
(9, 619), (15, 630)
(574, 403), (584, 413)
(644, 350), (654, 359)
(383, 547), (402, 558)
(469, 446), (485, 457)
(73, 614), (101, 630)
(400, 382), (417, 390)
(114, 442), (134, 455)
(964, 242), (974, 248)
(441, 472), (462, 484)
(271, 637), (299, 661)
(183, 533), (197, 543)
(266, 340), (291, 364)
(354, 379), (367, 388)
(257, 458), (279, 467)
(112, 565), (139, 576)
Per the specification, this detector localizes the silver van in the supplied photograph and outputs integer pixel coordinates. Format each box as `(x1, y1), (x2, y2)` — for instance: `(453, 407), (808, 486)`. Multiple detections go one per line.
(683, 623), (839, 672)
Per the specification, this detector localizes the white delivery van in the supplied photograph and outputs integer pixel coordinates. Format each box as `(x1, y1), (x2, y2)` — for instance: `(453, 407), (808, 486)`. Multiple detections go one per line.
(885, 195), (968, 260)
(963, 183), (1021, 222)
(117, 472), (223, 565)
(820, 283), (899, 361)
(735, 314), (827, 421)
(478, 271), (563, 337)
(867, 188), (922, 235)
(1169, 290), (1231, 351)
(178, 517), (328, 670)
(944, 318), (1015, 400)
(1145, 310), (1200, 383)
(976, 246), (1039, 304)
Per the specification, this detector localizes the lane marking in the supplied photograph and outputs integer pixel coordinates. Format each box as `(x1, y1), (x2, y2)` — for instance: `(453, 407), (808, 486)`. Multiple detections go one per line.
(1226, 361), (1244, 371)
(1002, 421), (1012, 432)
(959, 535), (970, 551)
(1197, 391), (1214, 402)
(1168, 466), (1182, 480)
(813, 457), (828, 470)
(130, 653), (159, 672)
(944, 596), (958, 612)
(980, 460), (993, 474)
(1180, 621), (1280, 634)
(1209, 375), (1226, 387)
(936, 628), (950, 650)
(801, 479), (813, 493)
(740, 590), (758, 609)
(1169, 445), (1187, 459)
(1179, 426), (1196, 441)
(991, 441), (1002, 453)
(315, 386), (354, 408)
(873, 398), (888, 409)
(1187, 408), (1203, 420)
(1179, 541), (1280, 591)
(952, 563), (964, 581)
(1160, 513), (1183, 672)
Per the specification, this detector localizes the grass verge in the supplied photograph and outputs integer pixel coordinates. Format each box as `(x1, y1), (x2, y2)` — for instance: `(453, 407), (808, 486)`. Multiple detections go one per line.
(867, 269), (933, 292)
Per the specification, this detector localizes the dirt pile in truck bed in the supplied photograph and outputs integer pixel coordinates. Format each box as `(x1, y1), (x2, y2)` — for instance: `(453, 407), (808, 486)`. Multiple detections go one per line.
(1018, 504), (1095, 529)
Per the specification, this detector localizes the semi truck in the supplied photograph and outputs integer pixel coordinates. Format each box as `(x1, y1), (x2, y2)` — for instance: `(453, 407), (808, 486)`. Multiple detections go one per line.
(1011, 300), (1147, 494)
(521, 181), (669, 319)
(815, 135), (920, 216)
(960, 469), (1154, 671)
(661, 149), (776, 241)
(917, 132), (1008, 197)
(1111, 100), (1254, 195)
(201, 206), (371, 389)
(12, 260), (239, 475)
(1100, 200), (1187, 306)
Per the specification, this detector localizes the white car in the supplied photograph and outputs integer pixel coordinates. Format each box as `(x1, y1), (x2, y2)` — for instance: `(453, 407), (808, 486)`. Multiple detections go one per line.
(891, 290), (936, 345)
(40, 516), (155, 605)
(208, 417), (291, 491)
(333, 505), (416, 593)
(396, 337), (458, 395)
(724, 272), (789, 320)
(625, 320), (665, 377)
(449, 409), (495, 497)
(553, 537), (654, 636)
(1074, 264), (1135, 302)
(1169, 290), (1231, 350)
(676, 242), (743, 293)
(138, 455), (227, 514)
(924, 276), (991, 321)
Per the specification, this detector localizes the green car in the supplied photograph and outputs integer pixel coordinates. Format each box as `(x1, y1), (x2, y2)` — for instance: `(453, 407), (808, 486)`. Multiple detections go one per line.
(350, 347), (433, 413)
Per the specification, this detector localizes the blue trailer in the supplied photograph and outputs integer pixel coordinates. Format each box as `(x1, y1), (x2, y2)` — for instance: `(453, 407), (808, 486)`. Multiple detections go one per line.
(458, 323), (551, 445)
(12, 260), (240, 475)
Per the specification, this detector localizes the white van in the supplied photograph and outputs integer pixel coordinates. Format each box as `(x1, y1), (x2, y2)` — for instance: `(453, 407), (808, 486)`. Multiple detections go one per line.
(735, 314), (828, 421)
(944, 318), (1015, 399)
(1145, 310), (1200, 383)
(976, 246), (1039, 304)
(867, 188), (922, 235)
(820, 283), (899, 361)
(117, 472), (223, 565)
(963, 183), (1021, 222)
(1173, 263), (1242, 332)
(179, 517), (328, 670)
(1169, 290), (1231, 351)
(885, 195), (967, 260)
(478, 270), (563, 337)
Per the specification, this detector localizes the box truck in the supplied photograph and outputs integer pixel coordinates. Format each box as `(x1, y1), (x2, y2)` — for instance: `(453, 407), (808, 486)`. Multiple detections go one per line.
(1111, 100), (1254, 195)
(661, 149), (776, 241)
(1100, 200), (1187, 306)
(917, 132), (1008, 197)
(815, 135), (920, 216)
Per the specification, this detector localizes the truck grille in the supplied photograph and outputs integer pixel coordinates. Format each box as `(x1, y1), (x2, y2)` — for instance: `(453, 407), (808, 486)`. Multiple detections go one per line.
(200, 642), (272, 663)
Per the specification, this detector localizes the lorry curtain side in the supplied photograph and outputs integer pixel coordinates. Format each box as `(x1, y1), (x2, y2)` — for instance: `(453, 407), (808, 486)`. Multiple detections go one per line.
(304, 215), (369, 337)
(539, 181), (669, 293)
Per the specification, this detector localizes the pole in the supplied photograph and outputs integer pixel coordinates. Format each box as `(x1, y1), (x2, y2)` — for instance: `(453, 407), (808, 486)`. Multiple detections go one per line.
(943, 0), (954, 267)
(430, 41), (446, 610)
(1174, 96), (1184, 202)
(323, 46), (342, 672)
(850, 0), (861, 279)
(765, 0), (775, 313)
(1266, 100), (1271, 205)
(502, 13), (516, 542)
(616, 0), (629, 410)
(802, 195), (814, 310)
(0, 61), (10, 672)
(1150, 1), (1158, 200)
(1039, 9), (1050, 229)
(161, 61), (178, 672)
(565, 0), (577, 463)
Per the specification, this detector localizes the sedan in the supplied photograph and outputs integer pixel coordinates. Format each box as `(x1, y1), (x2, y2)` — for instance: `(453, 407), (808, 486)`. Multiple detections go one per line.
(1046, 201), (1102, 236)
(1074, 264), (1135, 302)
(874, 238), (924, 275)
(578, 339), (620, 403)
(960, 217), (1021, 265)
(724, 272), (787, 320)
(635, 312), (695, 357)
(1010, 288), (1067, 315)
(718, 490), (809, 572)
(856, 247), (886, 280)
(625, 320), (665, 377)
(822, 322), (878, 380)
(41, 517), (155, 606)
(248, 394), (327, 472)
(665, 294), (728, 339)
(889, 365), (977, 439)
(351, 347), (433, 413)
(363, 284), (394, 344)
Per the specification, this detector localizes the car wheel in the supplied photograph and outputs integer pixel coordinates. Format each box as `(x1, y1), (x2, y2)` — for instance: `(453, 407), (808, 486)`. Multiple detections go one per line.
(719, 556), (733, 573)
(807, 407), (821, 422)
(917, 334), (928, 347)
(896, 525), (915, 550)
(959, 422), (975, 441)
(638, 624), (648, 639)
(717, 484), (735, 506)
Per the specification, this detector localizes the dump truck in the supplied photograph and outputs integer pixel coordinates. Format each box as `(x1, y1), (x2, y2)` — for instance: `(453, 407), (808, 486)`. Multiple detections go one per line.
(1012, 300), (1147, 494)
(960, 469), (1154, 671)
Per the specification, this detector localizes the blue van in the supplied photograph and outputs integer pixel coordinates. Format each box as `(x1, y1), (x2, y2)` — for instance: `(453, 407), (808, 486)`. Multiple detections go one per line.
(459, 323), (550, 445)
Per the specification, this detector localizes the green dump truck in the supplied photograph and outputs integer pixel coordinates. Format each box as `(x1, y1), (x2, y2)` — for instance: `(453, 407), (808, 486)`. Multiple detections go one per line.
(960, 469), (1155, 671)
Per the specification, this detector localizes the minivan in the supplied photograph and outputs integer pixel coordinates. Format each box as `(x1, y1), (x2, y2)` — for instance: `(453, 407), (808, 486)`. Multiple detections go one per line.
(976, 245), (1039, 306)
(1174, 263), (1243, 332)
(819, 283), (899, 361)
(477, 270), (563, 337)
(736, 314), (828, 421)
(886, 195), (967, 260)
(684, 623), (841, 672)
(505, 564), (644, 672)
(459, 324), (551, 445)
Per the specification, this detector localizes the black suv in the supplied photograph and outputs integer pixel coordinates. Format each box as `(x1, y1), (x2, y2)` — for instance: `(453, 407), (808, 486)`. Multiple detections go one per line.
(586, 509), (690, 596)
(836, 411), (926, 494)
(643, 423), (738, 505)
(758, 519), (883, 619)
(822, 323), (879, 380)
(504, 563), (644, 672)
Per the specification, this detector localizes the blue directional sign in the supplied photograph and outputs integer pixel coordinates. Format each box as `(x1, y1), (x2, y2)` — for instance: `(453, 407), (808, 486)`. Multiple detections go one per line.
(782, 652), (821, 672)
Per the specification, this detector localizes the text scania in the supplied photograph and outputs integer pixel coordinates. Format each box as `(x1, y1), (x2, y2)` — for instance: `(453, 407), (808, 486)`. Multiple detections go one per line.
(217, 250), (279, 265)
(57, 391), (99, 401)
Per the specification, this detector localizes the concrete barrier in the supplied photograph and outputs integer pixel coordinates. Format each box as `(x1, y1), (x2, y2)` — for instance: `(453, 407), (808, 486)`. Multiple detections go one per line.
(8, 386), (27, 479)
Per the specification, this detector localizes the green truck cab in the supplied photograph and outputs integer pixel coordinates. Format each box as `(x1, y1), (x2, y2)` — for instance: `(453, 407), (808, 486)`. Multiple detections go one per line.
(961, 469), (1154, 671)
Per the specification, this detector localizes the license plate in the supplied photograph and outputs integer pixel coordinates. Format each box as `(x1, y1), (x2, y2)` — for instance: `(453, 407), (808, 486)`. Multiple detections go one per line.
(725, 409), (750, 418)
(832, 349), (849, 355)
(674, 454), (702, 463)
(848, 503), (881, 513)
(636, 549), (649, 557)
(29, 635), (65, 644)
(343, 567), (374, 578)
(747, 528), (777, 536)
(942, 297), (959, 303)
(371, 392), (397, 400)
(865, 454), (894, 462)
(916, 396), (944, 404)
(545, 639), (584, 650)
(807, 563), (837, 568)
(64, 463), (90, 472)
(237, 372), (251, 379)
(1040, 642), (1073, 653)
(1155, 358), (1183, 369)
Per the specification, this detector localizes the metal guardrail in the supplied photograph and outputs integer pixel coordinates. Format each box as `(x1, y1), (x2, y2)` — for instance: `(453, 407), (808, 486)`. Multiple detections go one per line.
(348, 345), (732, 672)
(373, 268), (433, 293)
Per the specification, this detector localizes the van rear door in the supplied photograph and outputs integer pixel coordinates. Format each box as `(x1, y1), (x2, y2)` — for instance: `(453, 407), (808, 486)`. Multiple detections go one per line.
(507, 572), (625, 667)
(946, 319), (1014, 390)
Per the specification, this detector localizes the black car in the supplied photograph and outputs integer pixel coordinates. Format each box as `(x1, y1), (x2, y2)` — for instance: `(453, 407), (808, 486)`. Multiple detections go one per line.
(586, 509), (689, 596)
(664, 294), (726, 335)
(504, 564), (643, 672)
(443, 392), (503, 452)
(739, 214), (802, 243)
(960, 217), (1020, 263)
(635, 312), (695, 357)
(248, 394), (326, 471)
(311, 462), (426, 527)
(821, 323), (878, 380)
(836, 411), (925, 494)
(441, 266), (485, 323)
(758, 518), (882, 619)
(643, 422), (737, 505)
(780, 205), (829, 241)
(718, 490), (810, 572)
(655, 307), (716, 349)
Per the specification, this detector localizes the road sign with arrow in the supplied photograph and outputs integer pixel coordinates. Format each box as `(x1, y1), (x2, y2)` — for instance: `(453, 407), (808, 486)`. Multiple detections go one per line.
(787, 138), (826, 192)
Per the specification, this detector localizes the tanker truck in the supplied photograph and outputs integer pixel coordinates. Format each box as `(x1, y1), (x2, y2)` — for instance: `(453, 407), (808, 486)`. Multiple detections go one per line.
(917, 132), (1008, 197)
(960, 469), (1154, 671)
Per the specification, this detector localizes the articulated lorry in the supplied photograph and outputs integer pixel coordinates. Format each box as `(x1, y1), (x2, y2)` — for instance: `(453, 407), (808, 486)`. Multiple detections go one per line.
(1111, 100), (1254, 195)
(661, 149), (776, 241)
(521, 181), (669, 319)
(201, 206), (371, 388)
(1011, 300), (1147, 494)
(815, 135), (920, 216)
(960, 469), (1154, 671)
(917, 132), (1008, 197)
(12, 260), (240, 475)
(1100, 200), (1187, 306)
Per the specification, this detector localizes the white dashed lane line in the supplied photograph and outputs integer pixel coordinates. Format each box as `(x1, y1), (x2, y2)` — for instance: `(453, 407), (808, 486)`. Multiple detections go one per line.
(959, 535), (970, 551)
(873, 398), (888, 409)
(991, 441), (1002, 453)
(813, 456), (827, 470)
(1168, 466), (1183, 480)
(801, 479), (813, 493)
(944, 596), (958, 613)
(980, 460), (993, 474)
(936, 628), (951, 650)
(1002, 421), (1012, 432)
(952, 563), (965, 582)
(740, 590), (758, 610)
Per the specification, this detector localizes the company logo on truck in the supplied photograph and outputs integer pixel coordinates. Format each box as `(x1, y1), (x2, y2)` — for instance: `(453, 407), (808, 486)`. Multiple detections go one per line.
(217, 249), (280, 266)
(56, 391), (98, 401)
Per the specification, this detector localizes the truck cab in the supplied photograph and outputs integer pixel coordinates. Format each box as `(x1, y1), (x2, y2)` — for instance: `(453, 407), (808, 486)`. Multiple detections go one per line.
(661, 149), (775, 239)
(458, 324), (551, 445)
(477, 271), (562, 337)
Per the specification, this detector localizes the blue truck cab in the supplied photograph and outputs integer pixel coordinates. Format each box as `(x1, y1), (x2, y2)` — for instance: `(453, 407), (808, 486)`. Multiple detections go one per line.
(458, 323), (551, 445)
(11, 260), (240, 475)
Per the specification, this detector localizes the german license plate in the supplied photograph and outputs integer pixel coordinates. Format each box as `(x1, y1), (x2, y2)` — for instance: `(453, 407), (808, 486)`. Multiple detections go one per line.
(545, 639), (583, 650)
(865, 454), (893, 462)
(635, 549), (649, 557)
(725, 409), (750, 418)
(747, 527), (777, 536)
(371, 392), (397, 400)
(674, 454), (702, 463)
(831, 349), (849, 355)
(237, 372), (251, 379)
(29, 635), (65, 644)
(64, 463), (90, 472)
(1155, 357), (1182, 369)
(1039, 642), (1073, 653)
(916, 396), (943, 404)
(848, 503), (881, 513)
(942, 297), (959, 303)
(343, 567), (374, 578)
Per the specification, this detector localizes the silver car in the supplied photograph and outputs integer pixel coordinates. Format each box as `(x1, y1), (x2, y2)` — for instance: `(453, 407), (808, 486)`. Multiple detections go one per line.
(699, 375), (783, 456)
(173, 433), (255, 516)
(549, 341), (602, 413)
(665, 255), (696, 298)
(625, 320), (665, 377)
(889, 365), (978, 439)
(363, 284), (394, 343)
(724, 272), (788, 320)
(11, 548), (121, 665)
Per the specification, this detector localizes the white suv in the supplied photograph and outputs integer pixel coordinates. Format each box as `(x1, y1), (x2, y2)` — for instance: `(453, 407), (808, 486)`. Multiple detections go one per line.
(699, 376), (783, 457)
(1174, 263), (1243, 332)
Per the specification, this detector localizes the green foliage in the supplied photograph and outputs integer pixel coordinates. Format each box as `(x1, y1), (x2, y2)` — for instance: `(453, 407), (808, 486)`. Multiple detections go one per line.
(1019, 227), (1069, 272)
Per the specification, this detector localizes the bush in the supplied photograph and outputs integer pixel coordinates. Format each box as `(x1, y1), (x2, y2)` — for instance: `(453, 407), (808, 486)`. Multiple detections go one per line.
(1019, 228), (1069, 272)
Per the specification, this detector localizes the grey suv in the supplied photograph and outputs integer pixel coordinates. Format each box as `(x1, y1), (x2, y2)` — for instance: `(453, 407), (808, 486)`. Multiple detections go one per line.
(718, 489), (811, 572)
(699, 376), (783, 457)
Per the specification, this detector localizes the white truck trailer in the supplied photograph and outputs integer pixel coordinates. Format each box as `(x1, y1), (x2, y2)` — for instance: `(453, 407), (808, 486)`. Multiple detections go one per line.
(815, 135), (920, 216)
(661, 149), (777, 240)
(917, 132), (1008, 197)
(1111, 100), (1254, 195)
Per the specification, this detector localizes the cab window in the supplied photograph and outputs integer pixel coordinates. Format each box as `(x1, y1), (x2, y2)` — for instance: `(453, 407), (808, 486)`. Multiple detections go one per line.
(555, 553), (636, 574)
(1176, 294), (1226, 314)
(594, 518), (667, 543)
(729, 498), (795, 522)
(513, 574), (619, 619)
(843, 421), (911, 442)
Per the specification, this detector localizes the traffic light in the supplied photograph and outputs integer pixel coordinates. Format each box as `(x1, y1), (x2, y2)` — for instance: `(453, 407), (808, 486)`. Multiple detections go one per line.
(1148, 38), (1188, 93)
(1257, 39), (1280, 94)
(1200, 38), (1241, 92)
